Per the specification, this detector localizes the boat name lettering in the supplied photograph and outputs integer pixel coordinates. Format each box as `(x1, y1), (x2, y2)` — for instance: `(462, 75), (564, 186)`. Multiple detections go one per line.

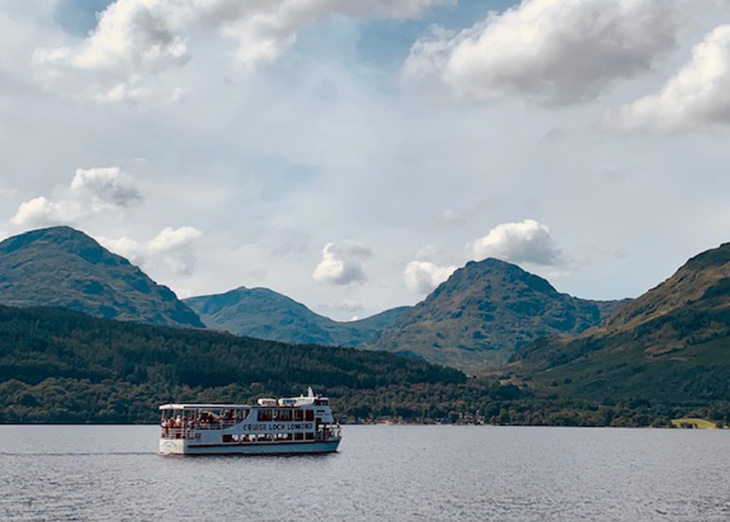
(240, 422), (313, 432)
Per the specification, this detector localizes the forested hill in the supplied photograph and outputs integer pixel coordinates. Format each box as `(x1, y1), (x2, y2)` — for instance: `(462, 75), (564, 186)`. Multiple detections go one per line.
(0, 305), (465, 423)
(3, 305), (729, 427)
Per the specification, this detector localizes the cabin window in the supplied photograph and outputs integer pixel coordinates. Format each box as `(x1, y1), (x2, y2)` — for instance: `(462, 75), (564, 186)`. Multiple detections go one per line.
(294, 410), (304, 421)
(222, 434), (233, 443)
(294, 433), (304, 441)
(305, 410), (314, 421)
(257, 409), (272, 422)
(305, 432), (314, 440)
(276, 409), (292, 421)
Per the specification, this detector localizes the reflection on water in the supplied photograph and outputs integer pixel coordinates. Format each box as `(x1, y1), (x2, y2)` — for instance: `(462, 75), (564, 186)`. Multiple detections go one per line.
(2, 425), (729, 521)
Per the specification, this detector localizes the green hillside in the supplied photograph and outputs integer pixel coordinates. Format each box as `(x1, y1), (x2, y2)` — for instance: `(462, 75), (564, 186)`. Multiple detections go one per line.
(185, 287), (409, 347)
(0, 226), (203, 328)
(512, 243), (730, 403)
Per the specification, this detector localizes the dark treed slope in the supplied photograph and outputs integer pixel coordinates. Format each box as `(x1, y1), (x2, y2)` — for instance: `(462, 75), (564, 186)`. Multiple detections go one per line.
(185, 287), (410, 347)
(2, 304), (728, 427)
(0, 305), (464, 423)
(367, 258), (620, 372)
(0, 226), (203, 328)
(513, 242), (730, 403)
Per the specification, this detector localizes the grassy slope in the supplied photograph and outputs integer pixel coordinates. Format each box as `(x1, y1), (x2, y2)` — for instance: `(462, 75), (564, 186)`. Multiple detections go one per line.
(670, 418), (717, 429)
(513, 243), (730, 404)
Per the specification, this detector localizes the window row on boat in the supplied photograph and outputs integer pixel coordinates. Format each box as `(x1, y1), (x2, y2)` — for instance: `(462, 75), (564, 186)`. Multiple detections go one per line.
(221, 432), (315, 443)
(257, 409), (315, 422)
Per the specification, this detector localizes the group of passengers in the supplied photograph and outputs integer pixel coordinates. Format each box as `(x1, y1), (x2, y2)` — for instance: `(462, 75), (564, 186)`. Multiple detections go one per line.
(161, 410), (242, 436)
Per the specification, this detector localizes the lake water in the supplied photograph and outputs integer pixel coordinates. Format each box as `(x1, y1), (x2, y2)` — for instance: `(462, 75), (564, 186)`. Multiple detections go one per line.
(1, 425), (728, 521)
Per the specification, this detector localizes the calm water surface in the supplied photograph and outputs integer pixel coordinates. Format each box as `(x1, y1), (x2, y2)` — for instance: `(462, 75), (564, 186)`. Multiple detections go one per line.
(1, 425), (728, 521)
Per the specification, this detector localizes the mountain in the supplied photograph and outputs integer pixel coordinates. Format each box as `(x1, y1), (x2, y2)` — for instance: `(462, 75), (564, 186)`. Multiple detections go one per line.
(366, 258), (620, 372)
(513, 242), (730, 403)
(0, 304), (467, 423)
(184, 287), (409, 347)
(0, 226), (203, 328)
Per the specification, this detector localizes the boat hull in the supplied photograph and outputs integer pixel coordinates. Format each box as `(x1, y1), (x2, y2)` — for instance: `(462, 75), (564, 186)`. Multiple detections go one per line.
(160, 438), (341, 456)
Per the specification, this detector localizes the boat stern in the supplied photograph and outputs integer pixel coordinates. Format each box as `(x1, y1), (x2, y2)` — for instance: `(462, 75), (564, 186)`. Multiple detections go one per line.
(159, 438), (185, 456)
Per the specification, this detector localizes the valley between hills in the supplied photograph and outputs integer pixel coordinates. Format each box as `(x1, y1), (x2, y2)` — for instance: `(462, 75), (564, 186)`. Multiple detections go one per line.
(2, 225), (730, 427)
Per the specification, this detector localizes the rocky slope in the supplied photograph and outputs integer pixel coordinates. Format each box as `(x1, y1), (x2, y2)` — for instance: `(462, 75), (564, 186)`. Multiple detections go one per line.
(0, 226), (203, 328)
(367, 258), (618, 372)
(185, 286), (409, 347)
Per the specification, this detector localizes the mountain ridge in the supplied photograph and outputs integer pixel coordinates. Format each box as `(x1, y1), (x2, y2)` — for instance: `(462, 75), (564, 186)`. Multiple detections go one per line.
(185, 286), (410, 347)
(0, 226), (203, 329)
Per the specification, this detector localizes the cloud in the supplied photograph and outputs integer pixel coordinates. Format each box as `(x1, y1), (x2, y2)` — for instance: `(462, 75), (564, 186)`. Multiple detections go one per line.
(333, 298), (364, 314)
(605, 25), (730, 133)
(11, 196), (66, 226)
(100, 225), (202, 275)
(147, 225), (201, 253)
(404, 260), (457, 294)
(404, 0), (678, 104)
(34, 0), (190, 103)
(11, 167), (142, 227)
(470, 219), (562, 266)
(312, 241), (371, 285)
(35, 0), (451, 103)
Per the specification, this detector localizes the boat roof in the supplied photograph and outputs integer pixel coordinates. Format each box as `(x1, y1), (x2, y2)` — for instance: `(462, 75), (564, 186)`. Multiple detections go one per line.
(159, 404), (252, 411)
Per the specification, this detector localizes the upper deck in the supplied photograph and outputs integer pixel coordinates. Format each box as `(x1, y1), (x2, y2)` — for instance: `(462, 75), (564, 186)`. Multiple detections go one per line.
(159, 388), (330, 412)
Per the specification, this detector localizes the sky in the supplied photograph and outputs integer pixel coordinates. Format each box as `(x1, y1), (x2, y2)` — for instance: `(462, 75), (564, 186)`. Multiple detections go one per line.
(2, 0), (730, 320)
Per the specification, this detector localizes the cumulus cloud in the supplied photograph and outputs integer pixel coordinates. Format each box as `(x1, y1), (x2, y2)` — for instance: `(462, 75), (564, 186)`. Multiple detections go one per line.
(404, 260), (457, 294)
(34, 0), (190, 103)
(71, 167), (143, 209)
(35, 0), (451, 103)
(11, 167), (142, 227)
(11, 196), (65, 226)
(470, 219), (562, 266)
(404, 0), (678, 104)
(312, 241), (371, 285)
(605, 25), (730, 132)
(100, 225), (202, 275)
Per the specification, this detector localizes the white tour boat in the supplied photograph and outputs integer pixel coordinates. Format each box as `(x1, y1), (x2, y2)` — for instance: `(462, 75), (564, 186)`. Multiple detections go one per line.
(159, 388), (342, 456)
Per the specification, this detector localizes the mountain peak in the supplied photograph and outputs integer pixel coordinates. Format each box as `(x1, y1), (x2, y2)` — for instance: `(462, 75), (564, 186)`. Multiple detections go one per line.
(433, 257), (558, 300)
(683, 242), (730, 272)
(0, 227), (203, 328)
(2, 225), (96, 252)
(368, 259), (607, 371)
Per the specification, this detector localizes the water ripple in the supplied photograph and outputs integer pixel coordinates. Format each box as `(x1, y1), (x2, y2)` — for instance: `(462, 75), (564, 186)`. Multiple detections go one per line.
(2, 425), (730, 521)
